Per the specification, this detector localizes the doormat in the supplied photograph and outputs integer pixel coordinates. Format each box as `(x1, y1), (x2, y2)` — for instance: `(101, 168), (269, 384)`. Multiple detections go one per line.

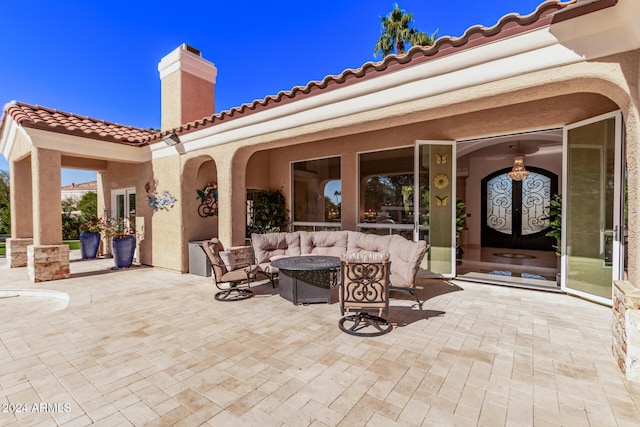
(488, 271), (548, 281)
(493, 253), (536, 259)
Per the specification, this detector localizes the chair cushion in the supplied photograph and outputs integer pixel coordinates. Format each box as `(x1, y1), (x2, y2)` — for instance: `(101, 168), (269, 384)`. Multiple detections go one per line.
(202, 238), (228, 277)
(300, 231), (348, 256)
(219, 250), (238, 271)
(347, 231), (392, 255)
(251, 232), (301, 264)
(341, 252), (390, 263)
(219, 264), (261, 283)
(387, 235), (427, 286)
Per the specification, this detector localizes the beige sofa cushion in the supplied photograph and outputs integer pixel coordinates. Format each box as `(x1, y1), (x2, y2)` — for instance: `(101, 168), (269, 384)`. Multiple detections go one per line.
(251, 232), (301, 265)
(387, 235), (428, 288)
(300, 231), (348, 256)
(346, 231), (392, 255)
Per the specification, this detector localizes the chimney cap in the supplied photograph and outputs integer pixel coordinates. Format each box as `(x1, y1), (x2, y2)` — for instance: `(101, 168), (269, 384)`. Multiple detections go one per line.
(158, 44), (217, 82)
(183, 44), (201, 56)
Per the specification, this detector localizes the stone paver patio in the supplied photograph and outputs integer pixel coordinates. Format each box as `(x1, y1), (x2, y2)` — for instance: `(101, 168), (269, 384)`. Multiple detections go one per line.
(1, 253), (639, 426)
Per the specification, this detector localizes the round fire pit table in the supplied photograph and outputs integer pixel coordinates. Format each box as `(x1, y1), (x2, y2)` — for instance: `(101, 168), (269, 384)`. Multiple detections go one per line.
(271, 255), (340, 305)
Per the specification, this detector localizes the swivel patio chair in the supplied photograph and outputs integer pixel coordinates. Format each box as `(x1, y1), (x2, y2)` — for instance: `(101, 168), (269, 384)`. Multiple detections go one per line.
(201, 238), (275, 301)
(339, 253), (392, 337)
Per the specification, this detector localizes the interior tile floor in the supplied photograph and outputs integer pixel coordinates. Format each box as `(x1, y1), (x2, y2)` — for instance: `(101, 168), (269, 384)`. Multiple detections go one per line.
(1, 251), (639, 426)
(457, 246), (560, 291)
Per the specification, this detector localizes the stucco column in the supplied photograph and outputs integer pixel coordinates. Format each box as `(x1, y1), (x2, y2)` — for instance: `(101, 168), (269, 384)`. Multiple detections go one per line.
(10, 157), (33, 238)
(341, 153), (357, 230)
(6, 157), (33, 267)
(32, 148), (62, 245)
(215, 152), (245, 247)
(27, 148), (69, 282)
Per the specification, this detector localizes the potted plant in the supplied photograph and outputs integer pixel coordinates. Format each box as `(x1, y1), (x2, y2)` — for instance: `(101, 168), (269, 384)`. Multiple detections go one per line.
(545, 194), (562, 286)
(456, 199), (466, 262)
(104, 218), (136, 268)
(79, 216), (103, 259)
(247, 188), (290, 236)
(545, 194), (562, 256)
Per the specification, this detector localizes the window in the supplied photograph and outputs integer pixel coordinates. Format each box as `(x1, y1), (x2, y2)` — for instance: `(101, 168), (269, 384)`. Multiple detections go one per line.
(358, 148), (416, 238)
(292, 156), (341, 231)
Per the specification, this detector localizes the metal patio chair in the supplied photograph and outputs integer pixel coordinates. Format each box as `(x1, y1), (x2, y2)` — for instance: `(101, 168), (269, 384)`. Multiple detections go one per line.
(338, 253), (392, 336)
(201, 238), (274, 301)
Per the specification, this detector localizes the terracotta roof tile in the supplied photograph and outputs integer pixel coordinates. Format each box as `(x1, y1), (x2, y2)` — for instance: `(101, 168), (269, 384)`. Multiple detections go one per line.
(145, 0), (576, 143)
(3, 101), (156, 146)
(61, 180), (97, 191)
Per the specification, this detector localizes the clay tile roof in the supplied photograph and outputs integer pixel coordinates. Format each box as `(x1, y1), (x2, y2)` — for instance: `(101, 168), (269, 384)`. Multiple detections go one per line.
(3, 101), (156, 146)
(145, 0), (577, 144)
(61, 180), (97, 191)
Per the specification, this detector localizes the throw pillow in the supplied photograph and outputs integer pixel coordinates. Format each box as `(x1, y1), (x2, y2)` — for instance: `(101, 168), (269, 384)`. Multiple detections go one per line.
(219, 250), (238, 271)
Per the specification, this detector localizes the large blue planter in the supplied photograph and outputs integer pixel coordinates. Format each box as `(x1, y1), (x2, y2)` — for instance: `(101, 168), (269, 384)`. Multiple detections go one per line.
(112, 236), (136, 268)
(79, 232), (101, 259)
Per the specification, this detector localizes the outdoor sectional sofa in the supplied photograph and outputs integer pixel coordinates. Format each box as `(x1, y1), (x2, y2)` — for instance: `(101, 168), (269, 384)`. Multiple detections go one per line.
(251, 231), (428, 304)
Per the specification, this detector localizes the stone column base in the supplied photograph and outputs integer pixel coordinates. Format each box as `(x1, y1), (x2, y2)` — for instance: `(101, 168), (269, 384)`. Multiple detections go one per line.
(6, 238), (34, 268)
(27, 245), (70, 282)
(613, 281), (640, 382)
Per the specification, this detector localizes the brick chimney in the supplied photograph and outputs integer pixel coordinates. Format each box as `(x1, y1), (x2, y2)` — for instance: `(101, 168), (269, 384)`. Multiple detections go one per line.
(158, 44), (217, 131)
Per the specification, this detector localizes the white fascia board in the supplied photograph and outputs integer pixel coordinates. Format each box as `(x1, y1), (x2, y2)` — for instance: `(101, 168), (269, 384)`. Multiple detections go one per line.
(550, 0), (640, 59)
(0, 118), (18, 159)
(27, 128), (150, 163)
(0, 119), (34, 162)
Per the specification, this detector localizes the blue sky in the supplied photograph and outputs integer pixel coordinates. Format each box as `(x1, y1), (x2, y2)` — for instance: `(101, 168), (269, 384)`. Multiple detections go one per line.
(0, 0), (547, 186)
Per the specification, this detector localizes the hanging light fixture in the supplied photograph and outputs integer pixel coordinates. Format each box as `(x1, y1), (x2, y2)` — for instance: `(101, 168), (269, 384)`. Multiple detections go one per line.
(508, 155), (529, 181)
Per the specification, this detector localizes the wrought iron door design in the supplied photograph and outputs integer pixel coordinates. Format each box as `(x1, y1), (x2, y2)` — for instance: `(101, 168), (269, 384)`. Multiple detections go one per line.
(481, 167), (557, 250)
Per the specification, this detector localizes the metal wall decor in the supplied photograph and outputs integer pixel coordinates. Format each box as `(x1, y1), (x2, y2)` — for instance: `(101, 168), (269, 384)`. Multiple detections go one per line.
(145, 179), (177, 212)
(197, 182), (218, 217)
(435, 195), (448, 206)
(434, 173), (449, 190)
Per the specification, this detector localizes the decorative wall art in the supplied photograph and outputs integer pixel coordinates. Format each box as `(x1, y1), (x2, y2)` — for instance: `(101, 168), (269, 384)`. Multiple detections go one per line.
(434, 173), (449, 190)
(145, 179), (177, 212)
(197, 182), (218, 217)
(435, 153), (448, 164)
(436, 195), (448, 206)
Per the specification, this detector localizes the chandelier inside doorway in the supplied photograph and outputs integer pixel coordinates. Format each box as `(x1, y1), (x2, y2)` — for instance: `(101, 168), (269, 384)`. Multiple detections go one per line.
(508, 141), (529, 181)
(508, 156), (529, 181)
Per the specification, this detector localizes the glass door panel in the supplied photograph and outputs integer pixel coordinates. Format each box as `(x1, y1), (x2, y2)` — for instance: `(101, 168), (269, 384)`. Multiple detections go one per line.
(415, 141), (455, 277)
(112, 188), (136, 230)
(563, 112), (622, 303)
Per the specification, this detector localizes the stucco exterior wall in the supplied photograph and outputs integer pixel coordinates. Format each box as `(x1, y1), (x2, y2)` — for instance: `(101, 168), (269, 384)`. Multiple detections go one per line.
(245, 150), (271, 190)
(182, 155), (218, 263)
(100, 161), (153, 265)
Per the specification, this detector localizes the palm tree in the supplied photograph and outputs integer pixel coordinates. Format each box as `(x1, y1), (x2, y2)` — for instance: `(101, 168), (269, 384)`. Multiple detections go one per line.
(374, 3), (437, 58)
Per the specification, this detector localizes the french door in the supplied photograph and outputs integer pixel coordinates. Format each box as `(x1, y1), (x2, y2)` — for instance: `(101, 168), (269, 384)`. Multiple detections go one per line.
(112, 188), (136, 226)
(415, 141), (456, 277)
(482, 167), (558, 250)
(562, 111), (624, 304)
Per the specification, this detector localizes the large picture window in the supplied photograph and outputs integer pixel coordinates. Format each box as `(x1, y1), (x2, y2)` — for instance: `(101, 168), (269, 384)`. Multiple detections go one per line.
(358, 147), (416, 238)
(292, 156), (341, 231)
